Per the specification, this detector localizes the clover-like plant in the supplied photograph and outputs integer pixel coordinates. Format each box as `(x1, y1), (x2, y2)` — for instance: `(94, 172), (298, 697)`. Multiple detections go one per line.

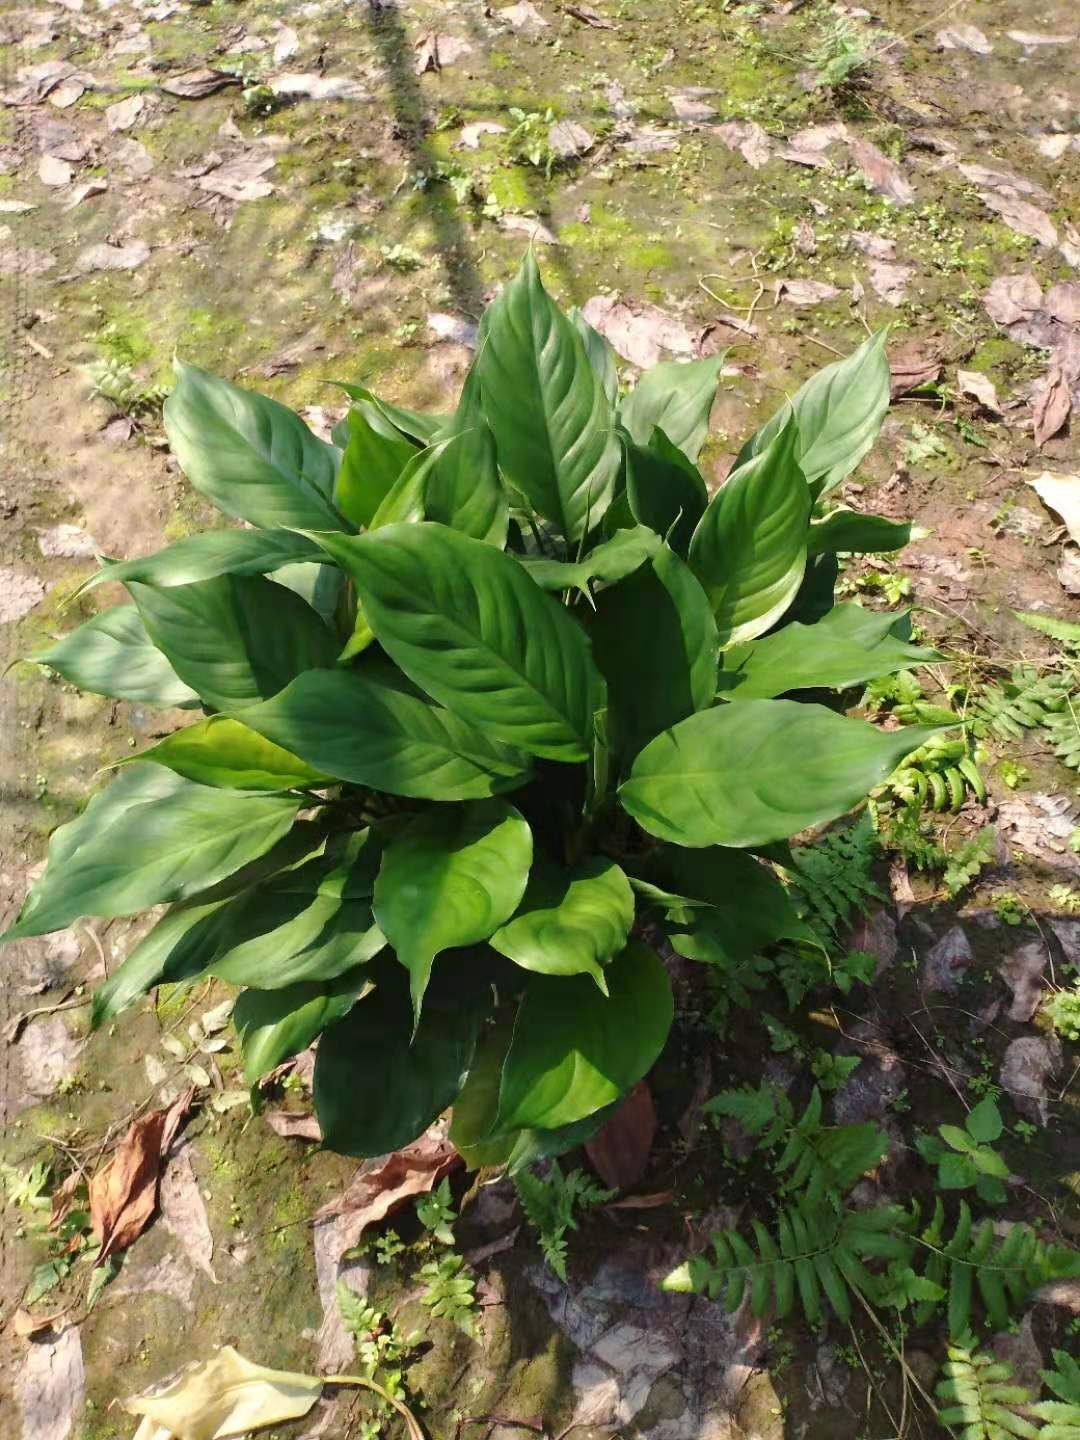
(3, 254), (946, 1165)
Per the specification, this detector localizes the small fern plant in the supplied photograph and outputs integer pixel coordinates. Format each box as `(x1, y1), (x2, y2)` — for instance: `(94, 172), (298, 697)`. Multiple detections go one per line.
(936, 1334), (1040, 1440)
(513, 1162), (614, 1280)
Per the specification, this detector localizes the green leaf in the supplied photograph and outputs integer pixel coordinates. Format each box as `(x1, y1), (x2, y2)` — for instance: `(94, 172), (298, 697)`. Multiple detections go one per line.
(235, 970), (372, 1085)
(733, 331), (890, 495)
(489, 857), (634, 992)
(569, 307), (619, 407)
(477, 252), (620, 541)
(330, 383), (447, 445)
(313, 967), (481, 1158)
(620, 701), (947, 847)
(622, 427), (709, 557)
(238, 664), (533, 800)
(130, 715), (330, 792)
(71, 529), (326, 600)
(3, 767), (300, 940)
(589, 547), (718, 759)
(426, 362), (509, 546)
(269, 562), (344, 629)
(495, 939), (673, 1133)
(938, 1152), (976, 1189)
(449, 1023), (521, 1170)
(373, 799), (532, 1017)
(688, 415), (810, 647)
(940, 1124), (977, 1154)
(367, 437), (451, 529)
(129, 574), (339, 712)
(518, 525), (660, 591)
(315, 523), (605, 762)
(163, 359), (344, 530)
(30, 606), (198, 708)
(807, 509), (914, 556)
(967, 1096), (1004, 1144)
(724, 604), (940, 700)
(334, 404), (416, 528)
(620, 356), (725, 462)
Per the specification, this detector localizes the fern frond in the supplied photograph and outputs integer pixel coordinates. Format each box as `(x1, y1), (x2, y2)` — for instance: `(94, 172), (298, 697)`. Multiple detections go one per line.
(1032, 1350), (1080, 1439)
(662, 1200), (912, 1325)
(969, 666), (1071, 742)
(704, 1081), (789, 1142)
(935, 1336), (1039, 1440)
(789, 813), (883, 935)
(775, 1088), (888, 1205)
(1045, 703), (1080, 771)
(1014, 609), (1080, 651)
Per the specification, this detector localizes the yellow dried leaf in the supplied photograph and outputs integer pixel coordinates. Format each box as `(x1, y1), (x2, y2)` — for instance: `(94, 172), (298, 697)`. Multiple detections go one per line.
(123, 1346), (323, 1440)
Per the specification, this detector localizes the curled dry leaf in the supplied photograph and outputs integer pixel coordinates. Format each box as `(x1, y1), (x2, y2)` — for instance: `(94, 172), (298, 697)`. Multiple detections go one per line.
(1001, 1034), (1061, 1124)
(847, 138), (914, 205)
(1000, 939), (1047, 1022)
(585, 1080), (656, 1190)
(981, 192), (1058, 249)
(89, 1087), (193, 1264)
(889, 340), (941, 397)
(1033, 365), (1071, 446)
(956, 369), (1002, 413)
(983, 272), (1042, 327)
(1027, 470), (1080, 544)
(317, 1125), (460, 1248)
(265, 1109), (322, 1140)
(161, 68), (241, 99)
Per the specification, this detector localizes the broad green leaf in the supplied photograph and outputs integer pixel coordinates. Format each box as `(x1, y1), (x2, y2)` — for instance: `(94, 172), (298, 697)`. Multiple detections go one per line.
(590, 547), (718, 759)
(723, 603), (940, 700)
(569, 307), (619, 407)
(966, 1096), (1004, 1144)
(31, 605), (198, 708)
(330, 383), (447, 444)
(315, 523), (604, 762)
(129, 574), (339, 712)
(235, 969), (372, 1085)
(478, 252), (620, 541)
(2, 767), (300, 940)
(623, 427), (709, 557)
(270, 561), (345, 629)
(734, 330), (890, 494)
(314, 967), (481, 1157)
(334, 405), (416, 528)
(130, 715), (330, 792)
(495, 939), (673, 1133)
(373, 799), (532, 1017)
(449, 1023), (521, 1170)
(71, 529), (326, 600)
(688, 415), (810, 647)
(164, 359), (344, 530)
(489, 856), (633, 992)
(620, 701), (947, 848)
(238, 665), (533, 799)
(787, 552), (839, 626)
(427, 362), (509, 546)
(620, 355), (725, 462)
(518, 525), (660, 591)
(807, 509), (914, 556)
(90, 824), (327, 1026)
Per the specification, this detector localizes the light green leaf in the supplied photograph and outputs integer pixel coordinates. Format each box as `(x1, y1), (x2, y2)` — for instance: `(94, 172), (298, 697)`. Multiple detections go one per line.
(569, 306), (619, 407)
(490, 856), (634, 991)
(71, 529), (326, 600)
(367, 437), (452, 529)
(966, 1096), (1004, 1144)
(373, 800), (532, 1017)
(334, 404), (417, 528)
(623, 427), (709, 557)
(235, 970), (372, 1085)
(315, 523), (604, 762)
(238, 664), (533, 799)
(478, 252), (620, 541)
(314, 968), (481, 1157)
(688, 415), (810, 647)
(427, 362), (509, 546)
(449, 1023), (521, 1170)
(164, 360), (344, 530)
(620, 355), (725, 462)
(3, 767), (300, 940)
(807, 509), (914, 556)
(123, 1346), (324, 1438)
(330, 383), (447, 444)
(269, 561), (345, 629)
(495, 939), (673, 1133)
(518, 525), (660, 591)
(734, 330), (890, 494)
(129, 574), (339, 712)
(589, 547), (718, 759)
(130, 716), (330, 792)
(620, 701), (947, 847)
(723, 603), (940, 700)
(31, 605), (198, 708)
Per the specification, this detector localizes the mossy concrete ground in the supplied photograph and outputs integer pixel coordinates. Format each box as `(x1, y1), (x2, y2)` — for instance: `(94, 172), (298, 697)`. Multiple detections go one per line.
(2, 0), (1080, 1436)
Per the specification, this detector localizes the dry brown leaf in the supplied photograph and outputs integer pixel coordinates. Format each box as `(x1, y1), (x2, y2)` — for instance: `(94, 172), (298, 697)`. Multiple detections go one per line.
(161, 68), (241, 99)
(48, 1171), (82, 1231)
(265, 1109), (322, 1140)
(414, 30), (441, 73)
(983, 272), (1043, 326)
(90, 1088), (192, 1264)
(317, 1127), (460, 1249)
(889, 341), (942, 397)
(1033, 365), (1071, 446)
(775, 277), (841, 306)
(604, 1189), (676, 1210)
(13, 1306), (68, 1337)
(1045, 282), (1080, 326)
(1028, 470), (1080, 544)
(848, 138), (914, 205)
(565, 5), (616, 28)
(956, 369), (1002, 413)
(982, 192), (1058, 249)
(586, 1081), (656, 1191)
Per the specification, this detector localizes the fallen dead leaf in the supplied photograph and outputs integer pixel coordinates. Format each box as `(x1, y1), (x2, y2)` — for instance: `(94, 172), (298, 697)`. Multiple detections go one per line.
(1033, 365), (1071, 446)
(1001, 1034), (1061, 1124)
(848, 137), (914, 205)
(604, 1190), (676, 1210)
(981, 192), (1058, 249)
(497, 214), (559, 244)
(1007, 29), (1076, 46)
(48, 1171), (82, 1231)
(983, 272), (1042, 326)
(585, 1081), (656, 1191)
(775, 277), (841, 306)
(869, 259), (913, 306)
(715, 120), (771, 170)
(318, 1127), (460, 1249)
(920, 924), (974, 994)
(548, 120), (593, 159)
(1045, 282), (1080, 326)
(889, 340), (942, 397)
(89, 1088), (192, 1264)
(264, 1109), (322, 1140)
(161, 68), (241, 99)
(73, 239), (150, 274)
(38, 153), (72, 186)
(197, 153), (275, 203)
(671, 90), (717, 123)
(48, 77), (85, 109)
(1000, 939), (1047, 1022)
(459, 120), (506, 150)
(956, 368), (1002, 413)
(125, 1348), (323, 1439)
(106, 94), (143, 132)
(936, 24), (992, 54)
(13, 1306), (69, 1337)
(500, 0), (549, 30)
(62, 180), (107, 211)
(565, 5), (615, 27)
(581, 294), (697, 367)
(1028, 471), (1080, 544)
(268, 74), (368, 101)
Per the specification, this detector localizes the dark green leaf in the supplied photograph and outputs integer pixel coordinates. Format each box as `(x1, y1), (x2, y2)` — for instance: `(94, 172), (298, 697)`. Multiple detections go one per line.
(335, 404), (416, 528)
(966, 1096), (1004, 1144)
(620, 355), (725, 462)
(569, 306), (619, 407)
(688, 416), (810, 647)
(807, 509), (914, 556)
(3, 767), (300, 940)
(31, 606), (198, 708)
(495, 939), (673, 1133)
(620, 701), (947, 847)
(427, 362), (509, 546)
(590, 547), (718, 759)
(163, 360), (344, 530)
(71, 529), (326, 600)
(315, 523), (605, 762)
(131, 715), (330, 791)
(269, 562), (345, 629)
(129, 574), (339, 712)
(330, 383), (447, 444)
(723, 603), (940, 700)
(235, 969), (372, 1085)
(518, 525), (660, 591)
(489, 856), (634, 991)
(478, 252), (620, 541)
(623, 427), (709, 557)
(314, 967), (481, 1158)
(238, 664), (533, 799)
(373, 799), (532, 1017)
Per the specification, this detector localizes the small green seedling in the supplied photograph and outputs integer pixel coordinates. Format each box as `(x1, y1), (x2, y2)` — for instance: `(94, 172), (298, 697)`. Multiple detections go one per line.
(916, 1096), (1010, 1204)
